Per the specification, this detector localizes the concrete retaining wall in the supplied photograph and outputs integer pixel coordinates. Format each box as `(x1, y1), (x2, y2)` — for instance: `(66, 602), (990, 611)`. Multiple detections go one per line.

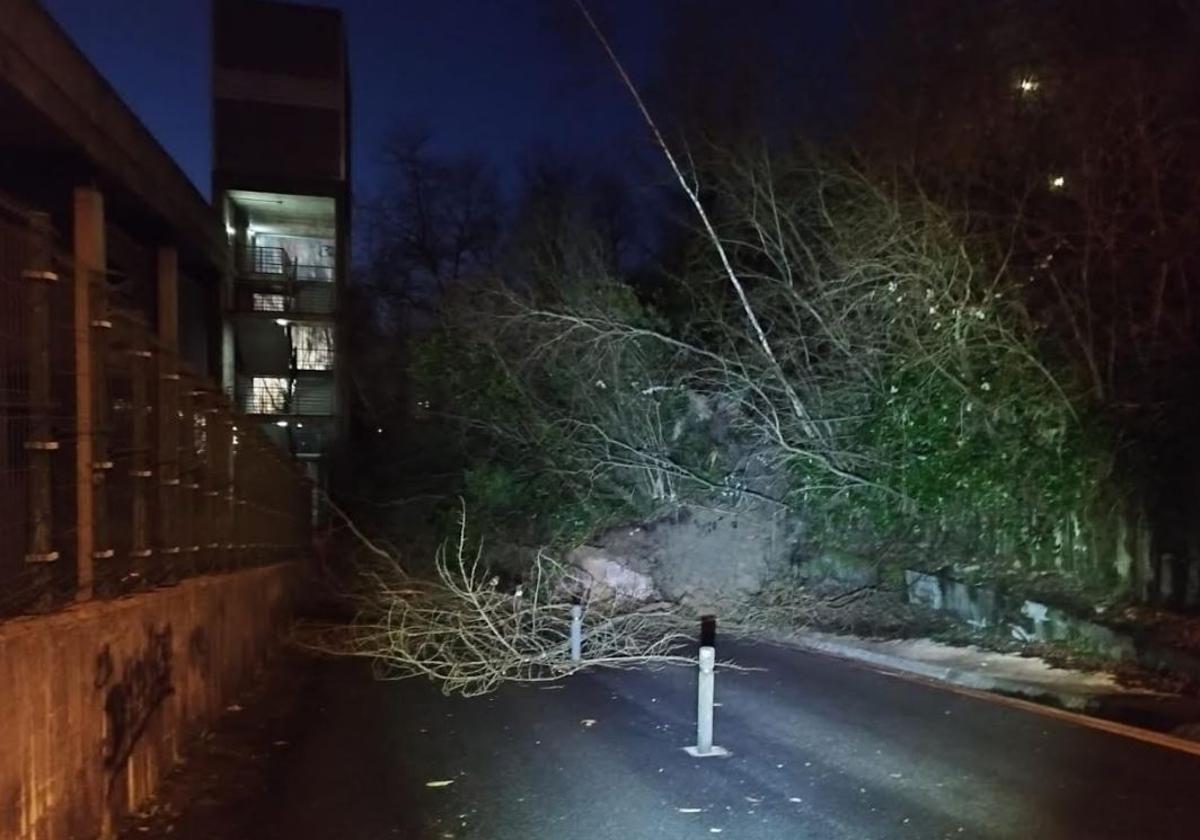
(0, 563), (298, 840)
(904, 569), (1134, 658)
(903, 569), (1200, 683)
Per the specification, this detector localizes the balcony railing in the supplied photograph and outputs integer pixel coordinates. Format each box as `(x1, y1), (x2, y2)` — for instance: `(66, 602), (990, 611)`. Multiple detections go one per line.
(237, 245), (292, 279)
(236, 280), (336, 316)
(233, 246), (336, 317)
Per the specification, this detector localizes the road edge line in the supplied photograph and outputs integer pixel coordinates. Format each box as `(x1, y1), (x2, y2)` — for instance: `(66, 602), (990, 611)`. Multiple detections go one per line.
(770, 633), (1200, 760)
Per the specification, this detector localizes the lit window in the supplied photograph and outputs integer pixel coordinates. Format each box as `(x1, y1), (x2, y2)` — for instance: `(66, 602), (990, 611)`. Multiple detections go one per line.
(193, 413), (207, 456)
(1016, 76), (1041, 95)
(253, 293), (286, 312)
(1048, 174), (1066, 191)
(246, 377), (290, 413)
(292, 324), (335, 370)
(296, 264), (335, 282)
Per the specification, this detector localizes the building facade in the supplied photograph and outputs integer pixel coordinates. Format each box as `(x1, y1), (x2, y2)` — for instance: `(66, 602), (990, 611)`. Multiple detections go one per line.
(0, 4), (336, 829)
(212, 0), (351, 509)
(0, 0), (349, 606)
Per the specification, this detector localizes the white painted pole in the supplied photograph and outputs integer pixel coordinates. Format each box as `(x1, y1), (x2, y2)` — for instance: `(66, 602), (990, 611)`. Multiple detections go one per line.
(684, 644), (727, 756)
(570, 604), (583, 662)
(696, 645), (715, 753)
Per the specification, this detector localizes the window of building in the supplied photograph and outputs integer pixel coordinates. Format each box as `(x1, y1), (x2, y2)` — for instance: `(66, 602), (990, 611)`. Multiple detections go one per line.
(246, 376), (290, 413)
(193, 413), (207, 457)
(292, 324), (334, 370)
(295, 263), (334, 282)
(253, 292), (287, 312)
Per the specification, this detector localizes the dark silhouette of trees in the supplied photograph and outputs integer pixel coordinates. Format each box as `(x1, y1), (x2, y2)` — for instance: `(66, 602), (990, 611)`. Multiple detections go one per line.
(359, 131), (501, 316)
(854, 0), (1200, 603)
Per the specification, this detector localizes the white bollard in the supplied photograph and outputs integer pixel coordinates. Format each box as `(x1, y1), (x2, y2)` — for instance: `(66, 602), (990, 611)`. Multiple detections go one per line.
(570, 604), (583, 662)
(685, 645), (728, 757)
(696, 646), (715, 752)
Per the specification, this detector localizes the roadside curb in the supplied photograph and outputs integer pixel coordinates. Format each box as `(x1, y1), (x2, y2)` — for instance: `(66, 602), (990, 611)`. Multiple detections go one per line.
(751, 629), (1200, 756)
(772, 631), (1121, 710)
(758, 629), (1200, 759)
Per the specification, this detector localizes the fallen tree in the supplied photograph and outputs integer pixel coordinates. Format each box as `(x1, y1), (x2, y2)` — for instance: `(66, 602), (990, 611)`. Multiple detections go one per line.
(311, 509), (696, 697)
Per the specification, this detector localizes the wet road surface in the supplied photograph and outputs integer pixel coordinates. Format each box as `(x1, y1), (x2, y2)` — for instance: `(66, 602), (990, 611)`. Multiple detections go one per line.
(122, 641), (1200, 839)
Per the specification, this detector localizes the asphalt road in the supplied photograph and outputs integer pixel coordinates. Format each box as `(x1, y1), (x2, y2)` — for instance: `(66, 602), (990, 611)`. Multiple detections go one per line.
(128, 641), (1200, 839)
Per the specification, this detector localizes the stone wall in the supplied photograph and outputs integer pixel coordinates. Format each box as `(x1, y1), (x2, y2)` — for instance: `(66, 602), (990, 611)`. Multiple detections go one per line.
(0, 563), (298, 840)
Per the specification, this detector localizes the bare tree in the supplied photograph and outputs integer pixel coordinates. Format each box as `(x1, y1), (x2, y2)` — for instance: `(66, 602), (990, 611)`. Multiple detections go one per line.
(360, 130), (501, 315)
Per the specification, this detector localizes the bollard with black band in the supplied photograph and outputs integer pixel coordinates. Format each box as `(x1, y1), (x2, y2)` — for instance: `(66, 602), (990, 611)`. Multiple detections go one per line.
(685, 614), (728, 757)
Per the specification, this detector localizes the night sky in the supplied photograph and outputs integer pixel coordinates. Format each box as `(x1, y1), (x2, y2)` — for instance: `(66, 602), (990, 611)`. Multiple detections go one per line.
(40, 1), (852, 208)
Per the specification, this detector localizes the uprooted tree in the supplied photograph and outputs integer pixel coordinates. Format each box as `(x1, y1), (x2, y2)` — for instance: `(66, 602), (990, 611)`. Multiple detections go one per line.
(314, 509), (695, 697)
(326, 145), (1112, 694)
(412, 147), (1106, 579)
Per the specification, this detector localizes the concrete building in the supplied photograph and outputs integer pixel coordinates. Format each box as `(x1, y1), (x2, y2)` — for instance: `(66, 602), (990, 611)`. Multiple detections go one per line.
(212, 0), (351, 508)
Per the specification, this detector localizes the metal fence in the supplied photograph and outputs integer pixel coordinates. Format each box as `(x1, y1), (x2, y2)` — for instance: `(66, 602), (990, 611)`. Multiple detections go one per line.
(0, 199), (312, 619)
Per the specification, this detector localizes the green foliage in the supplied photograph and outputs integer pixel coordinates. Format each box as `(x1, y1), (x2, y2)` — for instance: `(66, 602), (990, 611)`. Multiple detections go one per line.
(849, 360), (1102, 570)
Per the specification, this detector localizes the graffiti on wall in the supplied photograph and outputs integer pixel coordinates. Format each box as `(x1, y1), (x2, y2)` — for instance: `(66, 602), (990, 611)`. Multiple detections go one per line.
(95, 624), (174, 775)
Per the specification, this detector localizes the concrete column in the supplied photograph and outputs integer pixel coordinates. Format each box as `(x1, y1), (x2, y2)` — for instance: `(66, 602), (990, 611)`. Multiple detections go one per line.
(221, 319), (235, 400)
(157, 247), (178, 356)
(73, 186), (104, 601)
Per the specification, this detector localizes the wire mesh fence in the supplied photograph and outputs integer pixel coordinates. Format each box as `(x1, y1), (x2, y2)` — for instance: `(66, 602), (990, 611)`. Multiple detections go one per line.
(0, 197), (312, 619)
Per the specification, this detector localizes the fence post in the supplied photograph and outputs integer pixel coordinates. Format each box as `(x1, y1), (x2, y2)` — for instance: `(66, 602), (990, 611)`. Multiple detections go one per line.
(230, 420), (242, 568)
(24, 212), (58, 607)
(90, 255), (112, 594)
(201, 392), (220, 573)
(211, 411), (233, 571)
(187, 382), (206, 571)
(73, 187), (104, 601)
(129, 331), (152, 584)
(156, 246), (179, 582)
(178, 375), (196, 576)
